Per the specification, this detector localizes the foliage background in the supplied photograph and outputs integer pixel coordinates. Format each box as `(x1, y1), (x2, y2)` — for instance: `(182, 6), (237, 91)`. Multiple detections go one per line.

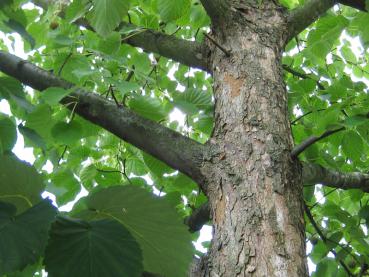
(0, 0), (369, 276)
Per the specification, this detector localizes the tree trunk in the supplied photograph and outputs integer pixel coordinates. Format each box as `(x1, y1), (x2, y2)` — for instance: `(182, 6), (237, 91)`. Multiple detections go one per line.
(196, 2), (308, 276)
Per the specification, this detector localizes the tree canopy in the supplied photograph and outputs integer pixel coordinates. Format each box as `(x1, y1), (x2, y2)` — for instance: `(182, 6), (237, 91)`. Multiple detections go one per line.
(0, 0), (369, 276)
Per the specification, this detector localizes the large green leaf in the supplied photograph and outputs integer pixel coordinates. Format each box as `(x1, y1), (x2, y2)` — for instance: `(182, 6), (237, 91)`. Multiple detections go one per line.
(4, 19), (35, 49)
(47, 168), (80, 205)
(78, 186), (193, 277)
(0, 154), (45, 214)
(341, 130), (364, 162)
(18, 125), (46, 152)
(0, 113), (17, 153)
(0, 76), (24, 100)
(157, 0), (191, 22)
(25, 104), (54, 140)
(305, 15), (348, 63)
(44, 216), (143, 277)
(89, 0), (129, 37)
(172, 89), (212, 115)
(0, 199), (57, 275)
(41, 87), (72, 106)
(128, 95), (167, 122)
(51, 121), (84, 146)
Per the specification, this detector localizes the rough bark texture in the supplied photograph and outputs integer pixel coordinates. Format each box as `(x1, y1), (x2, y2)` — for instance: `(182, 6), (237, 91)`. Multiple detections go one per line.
(195, 1), (307, 276)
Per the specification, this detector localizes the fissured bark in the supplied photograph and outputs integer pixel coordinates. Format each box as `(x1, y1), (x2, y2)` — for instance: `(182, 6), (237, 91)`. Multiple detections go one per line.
(194, 2), (308, 276)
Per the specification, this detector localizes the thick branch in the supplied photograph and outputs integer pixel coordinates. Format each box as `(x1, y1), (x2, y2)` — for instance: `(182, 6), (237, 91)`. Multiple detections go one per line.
(199, 0), (228, 23)
(302, 162), (369, 192)
(124, 27), (209, 71)
(287, 0), (367, 41)
(180, 162), (369, 231)
(0, 51), (207, 187)
(31, 0), (210, 71)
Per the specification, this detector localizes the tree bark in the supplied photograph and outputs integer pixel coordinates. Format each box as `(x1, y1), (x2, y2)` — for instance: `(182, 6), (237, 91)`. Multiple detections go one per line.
(195, 2), (308, 276)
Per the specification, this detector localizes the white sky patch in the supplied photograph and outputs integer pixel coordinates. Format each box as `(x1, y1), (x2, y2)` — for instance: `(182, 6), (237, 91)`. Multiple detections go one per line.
(193, 225), (212, 253)
(0, 99), (11, 115)
(169, 107), (186, 126)
(59, 186), (89, 212)
(13, 128), (35, 163)
(42, 160), (54, 173)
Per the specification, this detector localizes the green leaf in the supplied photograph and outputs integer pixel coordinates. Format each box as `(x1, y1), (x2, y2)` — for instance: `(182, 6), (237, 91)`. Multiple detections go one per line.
(55, 54), (92, 83)
(65, 0), (90, 23)
(341, 130), (363, 162)
(51, 121), (84, 145)
(340, 45), (357, 64)
(97, 31), (121, 55)
(79, 186), (193, 277)
(25, 104), (54, 140)
(172, 89), (212, 115)
(47, 168), (80, 205)
(310, 240), (329, 263)
(305, 15), (348, 63)
(0, 199), (57, 276)
(313, 258), (339, 277)
(128, 95), (167, 122)
(41, 87), (72, 106)
(89, 0), (129, 37)
(157, 0), (191, 22)
(4, 19), (35, 48)
(18, 124), (46, 151)
(142, 152), (173, 177)
(0, 113), (17, 152)
(79, 164), (97, 189)
(0, 76), (24, 100)
(358, 205), (369, 221)
(0, 154), (45, 214)
(278, 0), (300, 9)
(44, 216), (143, 277)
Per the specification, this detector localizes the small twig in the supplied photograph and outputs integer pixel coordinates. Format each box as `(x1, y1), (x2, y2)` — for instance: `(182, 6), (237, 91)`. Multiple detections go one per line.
(291, 109), (326, 125)
(117, 157), (133, 185)
(170, 26), (181, 36)
(58, 52), (73, 76)
(203, 32), (231, 57)
(304, 203), (353, 277)
(142, 57), (160, 89)
(96, 168), (124, 175)
(68, 101), (78, 121)
(291, 127), (345, 158)
(58, 145), (68, 165)
(125, 65), (135, 82)
(282, 64), (325, 90)
(109, 85), (121, 107)
(310, 188), (338, 209)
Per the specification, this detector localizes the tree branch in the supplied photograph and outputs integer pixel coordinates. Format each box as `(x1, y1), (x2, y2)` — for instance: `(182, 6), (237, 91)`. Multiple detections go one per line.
(287, 0), (335, 40)
(282, 64), (325, 90)
(31, 0), (210, 72)
(287, 0), (367, 41)
(302, 162), (369, 192)
(179, 162), (369, 231)
(199, 0), (228, 24)
(123, 26), (209, 71)
(291, 127), (345, 158)
(184, 202), (211, 233)
(0, 50), (207, 188)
